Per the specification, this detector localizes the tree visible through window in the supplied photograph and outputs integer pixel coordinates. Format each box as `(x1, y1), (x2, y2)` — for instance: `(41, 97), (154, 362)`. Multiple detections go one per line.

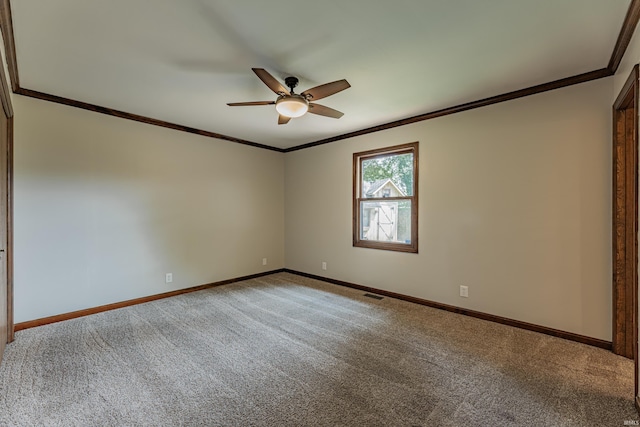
(353, 142), (418, 253)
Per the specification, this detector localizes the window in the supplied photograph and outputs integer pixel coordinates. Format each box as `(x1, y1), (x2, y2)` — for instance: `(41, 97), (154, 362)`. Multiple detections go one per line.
(353, 142), (418, 253)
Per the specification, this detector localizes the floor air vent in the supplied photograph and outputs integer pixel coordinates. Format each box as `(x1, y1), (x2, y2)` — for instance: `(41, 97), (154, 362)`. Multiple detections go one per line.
(363, 293), (384, 300)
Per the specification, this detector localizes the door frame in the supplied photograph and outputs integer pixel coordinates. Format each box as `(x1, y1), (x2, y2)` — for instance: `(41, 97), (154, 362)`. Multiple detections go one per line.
(612, 65), (639, 403)
(0, 34), (13, 345)
(6, 114), (11, 343)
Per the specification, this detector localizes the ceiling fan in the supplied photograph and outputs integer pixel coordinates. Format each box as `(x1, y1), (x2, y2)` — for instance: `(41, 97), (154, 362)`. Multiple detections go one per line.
(228, 68), (351, 125)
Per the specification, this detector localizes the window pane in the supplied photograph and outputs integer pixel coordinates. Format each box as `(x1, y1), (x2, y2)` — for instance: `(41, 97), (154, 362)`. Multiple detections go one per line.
(360, 200), (412, 244)
(361, 152), (414, 197)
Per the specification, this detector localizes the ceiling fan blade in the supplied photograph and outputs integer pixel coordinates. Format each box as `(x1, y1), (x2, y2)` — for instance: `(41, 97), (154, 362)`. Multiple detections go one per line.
(308, 103), (344, 119)
(227, 101), (275, 106)
(252, 68), (290, 96)
(278, 115), (291, 125)
(301, 79), (350, 101)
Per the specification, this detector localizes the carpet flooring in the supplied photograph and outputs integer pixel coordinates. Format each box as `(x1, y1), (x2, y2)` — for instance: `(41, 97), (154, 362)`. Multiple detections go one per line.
(0, 272), (636, 426)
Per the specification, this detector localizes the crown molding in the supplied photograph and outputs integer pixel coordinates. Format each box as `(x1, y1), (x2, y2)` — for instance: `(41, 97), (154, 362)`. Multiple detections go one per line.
(285, 68), (611, 152)
(0, 0), (18, 92)
(609, 0), (640, 74)
(0, 0), (638, 153)
(14, 88), (282, 152)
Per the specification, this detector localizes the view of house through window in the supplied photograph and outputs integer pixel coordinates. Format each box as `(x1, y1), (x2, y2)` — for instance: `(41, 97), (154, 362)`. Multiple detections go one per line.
(353, 142), (418, 253)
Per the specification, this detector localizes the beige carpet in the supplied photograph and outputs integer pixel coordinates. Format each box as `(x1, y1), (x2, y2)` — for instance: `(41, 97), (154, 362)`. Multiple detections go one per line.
(0, 272), (636, 426)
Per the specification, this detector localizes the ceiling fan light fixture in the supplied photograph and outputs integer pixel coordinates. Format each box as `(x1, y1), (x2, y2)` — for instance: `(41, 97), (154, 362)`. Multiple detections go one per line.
(275, 95), (309, 118)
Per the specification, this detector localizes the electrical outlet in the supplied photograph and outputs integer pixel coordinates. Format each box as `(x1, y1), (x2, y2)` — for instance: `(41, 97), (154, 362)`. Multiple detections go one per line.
(165, 273), (173, 283)
(460, 285), (468, 298)
(262, 258), (267, 266)
(322, 262), (327, 271)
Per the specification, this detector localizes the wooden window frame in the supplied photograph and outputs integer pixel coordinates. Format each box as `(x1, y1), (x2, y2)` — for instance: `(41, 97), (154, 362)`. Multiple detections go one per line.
(353, 142), (419, 253)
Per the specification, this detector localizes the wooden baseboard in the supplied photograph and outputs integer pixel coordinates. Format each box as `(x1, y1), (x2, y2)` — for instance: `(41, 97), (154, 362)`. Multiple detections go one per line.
(284, 269), (612, 351)
(15, 268), (614, 352)
(13, 269), (285, 332)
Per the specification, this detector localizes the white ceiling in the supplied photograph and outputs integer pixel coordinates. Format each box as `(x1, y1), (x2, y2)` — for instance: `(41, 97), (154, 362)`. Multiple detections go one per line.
(10, 0), (631, 149)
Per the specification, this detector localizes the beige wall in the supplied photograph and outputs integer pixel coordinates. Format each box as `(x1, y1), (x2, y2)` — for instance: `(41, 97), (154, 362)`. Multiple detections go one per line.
(11, 61), (616, 340)
(285, 78), (613, 340)
(614, 23), (640, 97)
(13, 95), (284, 323)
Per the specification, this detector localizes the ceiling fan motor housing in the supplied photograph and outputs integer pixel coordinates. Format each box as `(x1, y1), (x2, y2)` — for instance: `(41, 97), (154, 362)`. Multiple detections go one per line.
(284, 76), (299, 92)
